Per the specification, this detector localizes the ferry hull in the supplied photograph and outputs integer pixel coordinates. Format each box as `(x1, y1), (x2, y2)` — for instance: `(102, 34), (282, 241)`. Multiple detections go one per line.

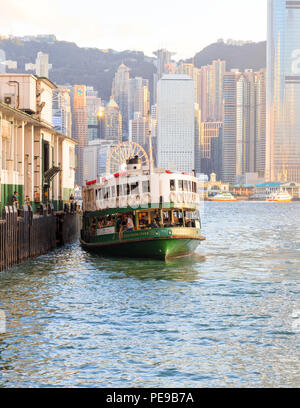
(81, 236), (204, 261)
(266, 199), (292, 203)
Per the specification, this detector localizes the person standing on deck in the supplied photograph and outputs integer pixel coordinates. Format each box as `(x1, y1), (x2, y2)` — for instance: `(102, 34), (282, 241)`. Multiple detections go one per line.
(12, 191), (18, 208)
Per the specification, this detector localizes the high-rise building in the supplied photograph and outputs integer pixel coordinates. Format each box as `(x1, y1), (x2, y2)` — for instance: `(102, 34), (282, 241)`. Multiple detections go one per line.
(112, 64), (130, 141)
(176, 62), (201, 110)
(128, 77), (150, 121)
(83, 139), (117, 181)
(52, 87), (72, 138)
(72, 85), (88, 186)
(157, 74), (195, 173)
(129, 113), (149, 149)
(0, 49), (6, 74)
(255, 69), (267, 177)
(86, 86), (102, 142)
(150, 104), (158, 166)
(104, 97), (122, 143)
(266, 0), (300, 182)
(222, 70), (266, 184)
(199, 60), (226, 122)
(35, 52), (50, 78)
(153, 49), (176, 103)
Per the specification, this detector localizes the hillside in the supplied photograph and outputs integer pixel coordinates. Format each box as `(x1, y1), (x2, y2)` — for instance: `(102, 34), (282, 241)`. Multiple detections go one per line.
(0, 38), (156, 101)
(189, 41), (266, 71)
(0, 38), (267, 101)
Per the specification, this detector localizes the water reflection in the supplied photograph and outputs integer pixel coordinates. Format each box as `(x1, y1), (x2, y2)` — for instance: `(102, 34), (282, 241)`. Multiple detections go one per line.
(86, 253), (205, 282)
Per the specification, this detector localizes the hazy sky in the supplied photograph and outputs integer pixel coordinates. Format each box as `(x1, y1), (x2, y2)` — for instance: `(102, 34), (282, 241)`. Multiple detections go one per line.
(0, 0), (267, 59)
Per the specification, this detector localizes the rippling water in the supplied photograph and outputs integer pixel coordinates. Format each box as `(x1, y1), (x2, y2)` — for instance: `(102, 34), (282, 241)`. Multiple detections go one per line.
(0, 202), (299, 388)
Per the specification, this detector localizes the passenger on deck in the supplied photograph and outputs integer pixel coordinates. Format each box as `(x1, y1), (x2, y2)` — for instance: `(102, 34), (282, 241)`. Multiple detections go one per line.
(126, 215), (134, 231)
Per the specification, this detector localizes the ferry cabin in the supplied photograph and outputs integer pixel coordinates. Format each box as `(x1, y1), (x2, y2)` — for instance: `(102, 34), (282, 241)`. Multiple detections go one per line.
(81, 165), (204, 259)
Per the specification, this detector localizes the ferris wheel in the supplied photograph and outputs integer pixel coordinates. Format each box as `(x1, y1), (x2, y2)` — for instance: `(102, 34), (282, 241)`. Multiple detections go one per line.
(106, 141), (150, 175)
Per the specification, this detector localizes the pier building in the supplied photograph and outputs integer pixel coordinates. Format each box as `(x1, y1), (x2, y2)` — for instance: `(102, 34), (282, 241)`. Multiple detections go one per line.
(0, 74), (77, 213)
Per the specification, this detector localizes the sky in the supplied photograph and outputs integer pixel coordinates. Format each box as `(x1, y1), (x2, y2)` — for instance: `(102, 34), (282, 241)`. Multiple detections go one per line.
(0, 0), (267, 60)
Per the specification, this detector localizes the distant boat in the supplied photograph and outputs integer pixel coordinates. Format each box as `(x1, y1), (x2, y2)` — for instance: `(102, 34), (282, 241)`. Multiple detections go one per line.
(208, 192), (237, 202)
(266, 191), (292, 203)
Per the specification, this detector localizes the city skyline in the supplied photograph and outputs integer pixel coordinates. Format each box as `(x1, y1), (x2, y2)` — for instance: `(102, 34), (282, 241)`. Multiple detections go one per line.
(0, 0), (267, 60)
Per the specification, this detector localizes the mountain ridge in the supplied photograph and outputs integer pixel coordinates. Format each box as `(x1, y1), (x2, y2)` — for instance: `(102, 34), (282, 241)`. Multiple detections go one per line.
(0, 38), (266, 101)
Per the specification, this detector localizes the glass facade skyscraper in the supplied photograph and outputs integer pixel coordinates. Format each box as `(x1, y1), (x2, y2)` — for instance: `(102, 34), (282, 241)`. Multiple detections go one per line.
(266, 0), (300, 182)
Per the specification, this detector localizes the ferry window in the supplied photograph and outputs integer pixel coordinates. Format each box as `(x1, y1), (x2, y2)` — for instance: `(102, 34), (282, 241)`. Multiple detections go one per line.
(131, 182), (139, 194)
(97, 217), (105, 228)
(163, 210), (172, 227)
(138, 211), (150, 229)
(178, 180), (183, 191)
(111, 186), (116, 198)
(170, 180), (176, 191)
(184, 180), (188, 191)
(99, 189), (104, 200)
(95, 189), (98, 199)
(126, 184), (130, 195)
(117, 185), (123, 197)
(142, 180), (150, 193)
(188, 181), (192, 192)
(192, 182), (196, 193)
(173, 210), (184, 227)
(150, 210), (162, 228)
(104, 187), (110, 200)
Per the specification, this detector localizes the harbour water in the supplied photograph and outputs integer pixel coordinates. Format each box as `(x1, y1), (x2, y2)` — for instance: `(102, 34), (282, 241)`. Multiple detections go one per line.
(0, 202), (299, 387)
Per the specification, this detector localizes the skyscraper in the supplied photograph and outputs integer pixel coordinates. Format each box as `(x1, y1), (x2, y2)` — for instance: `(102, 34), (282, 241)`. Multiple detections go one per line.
(112, 64), (130, 141)
(266, 0), (300, 182)
(128, 77), (150, 121)
(199, 60), (226, 122)
(222, 71), (239, 183)
(86, 86), (102, 142)
(157, 74), (195, 173)
(104, 96), (122, 143)
(222, 70), (266, 184)
(129, 113), (149, 149)
(52, 87), (72, 138)
(255, 69), (267, 177)
(153, 49), (176, 103)
(72, 85), (88, 186)
(35, 52), (49, 78)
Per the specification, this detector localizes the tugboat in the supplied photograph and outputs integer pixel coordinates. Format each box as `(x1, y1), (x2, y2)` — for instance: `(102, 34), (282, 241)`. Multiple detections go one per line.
(80, 157), (205, 260)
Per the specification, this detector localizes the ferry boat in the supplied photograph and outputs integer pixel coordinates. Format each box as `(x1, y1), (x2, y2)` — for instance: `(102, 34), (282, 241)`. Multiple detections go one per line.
(80, 157), (205, 260)
(266, 191), (292, 203)
(208, 192), (237, 202)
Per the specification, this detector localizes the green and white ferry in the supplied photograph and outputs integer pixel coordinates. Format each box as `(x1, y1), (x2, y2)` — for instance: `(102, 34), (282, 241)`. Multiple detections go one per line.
(80, 157), (205, 260)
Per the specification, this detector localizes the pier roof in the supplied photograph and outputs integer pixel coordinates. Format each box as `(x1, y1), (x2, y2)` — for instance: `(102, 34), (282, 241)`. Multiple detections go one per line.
(0, 101), (77, 145)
